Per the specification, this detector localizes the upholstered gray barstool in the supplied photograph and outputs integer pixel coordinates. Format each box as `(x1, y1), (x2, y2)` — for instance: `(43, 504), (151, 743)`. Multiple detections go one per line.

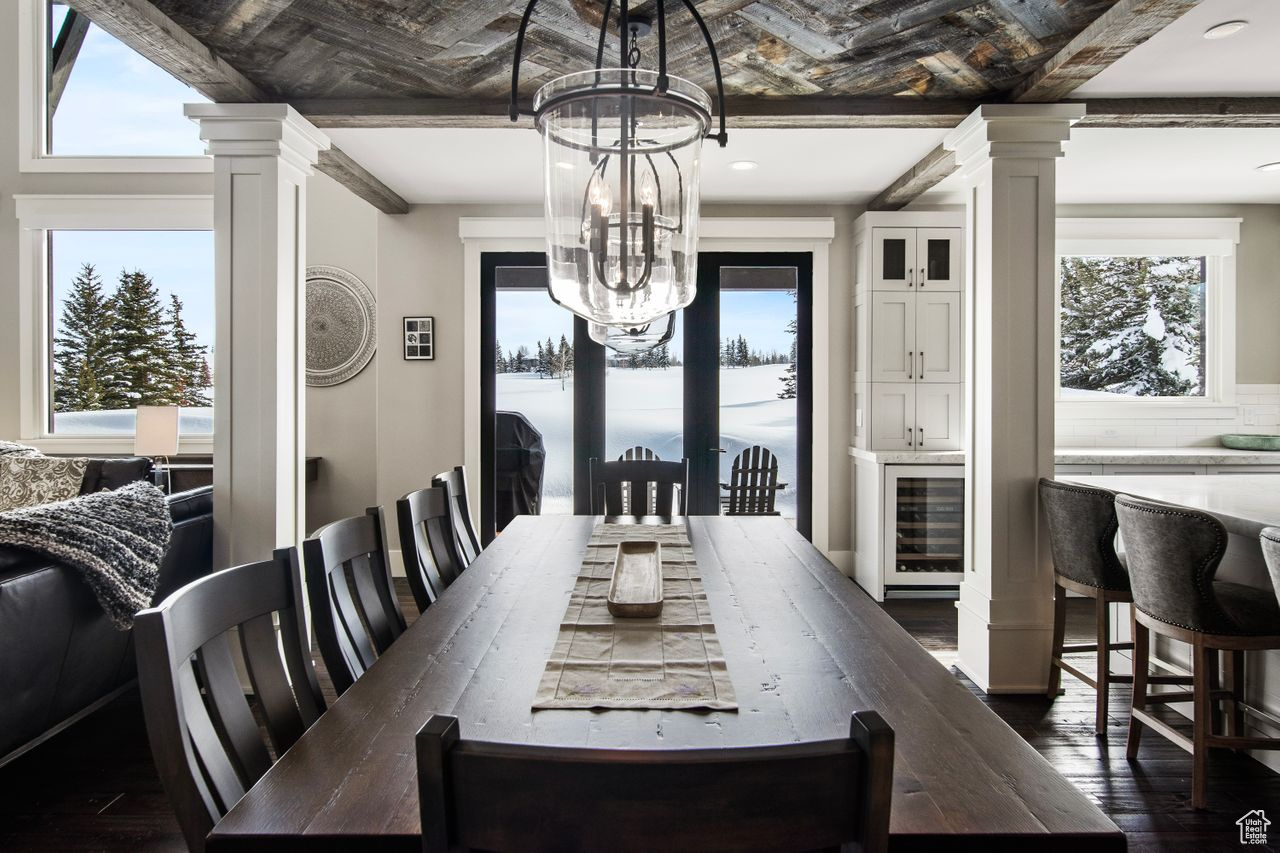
(1264, 527), (1280, 606)
(1115, 496), (1280, 809)
(1039, 478), (1138, 735)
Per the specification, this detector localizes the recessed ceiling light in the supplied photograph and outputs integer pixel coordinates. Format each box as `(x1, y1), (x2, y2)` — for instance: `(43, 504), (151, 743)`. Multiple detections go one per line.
(555, 161), (575, 170)
(1257, 162), (1280, 173)
(729, 160), (759, 171)
(1203, 20), (1248, 39)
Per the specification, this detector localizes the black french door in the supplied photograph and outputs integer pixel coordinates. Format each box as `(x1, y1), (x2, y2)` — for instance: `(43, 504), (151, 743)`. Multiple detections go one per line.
(685, 253), (813, 538)
(480, 250), (812, 541)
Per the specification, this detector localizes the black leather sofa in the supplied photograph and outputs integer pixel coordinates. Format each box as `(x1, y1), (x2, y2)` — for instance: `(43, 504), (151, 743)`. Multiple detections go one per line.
(0, 466), (214, 767)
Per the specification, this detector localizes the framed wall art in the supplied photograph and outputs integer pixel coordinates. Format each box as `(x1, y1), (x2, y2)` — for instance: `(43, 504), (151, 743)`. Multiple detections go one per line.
(403, 316), (434, 360)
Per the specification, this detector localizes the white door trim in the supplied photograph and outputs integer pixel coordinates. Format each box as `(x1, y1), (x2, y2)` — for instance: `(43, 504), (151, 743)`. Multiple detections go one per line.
(458, 217), (837, 556)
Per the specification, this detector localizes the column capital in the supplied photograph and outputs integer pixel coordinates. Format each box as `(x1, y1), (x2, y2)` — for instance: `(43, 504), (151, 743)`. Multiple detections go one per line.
(943, 104), (1086, 176)
(184, 103), (330, 173)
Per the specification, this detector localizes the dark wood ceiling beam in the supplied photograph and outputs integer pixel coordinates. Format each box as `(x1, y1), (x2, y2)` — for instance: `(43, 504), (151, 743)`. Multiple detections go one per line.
(1075, 98), (1280, 128)
(64, 0), (409, 215)
(294, 96), (980, 129)
(866, 144), (957, 211)
(1012, 0), (1203, 103)
(49, 10), (91, 114)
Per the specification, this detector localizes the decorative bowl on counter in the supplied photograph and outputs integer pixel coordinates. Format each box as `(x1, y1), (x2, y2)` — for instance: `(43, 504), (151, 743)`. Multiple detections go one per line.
(1220, 434), (1280, 451)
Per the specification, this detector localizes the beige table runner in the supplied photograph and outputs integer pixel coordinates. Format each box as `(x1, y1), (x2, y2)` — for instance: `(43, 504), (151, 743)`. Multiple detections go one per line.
(533, 523), (738, 711)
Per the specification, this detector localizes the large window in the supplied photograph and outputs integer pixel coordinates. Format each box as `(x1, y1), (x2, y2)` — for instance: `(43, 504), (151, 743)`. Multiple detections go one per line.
(39, 1), (209, 159)
(1055, 218), (1239, 414)
(1059, 255), (1207, 400)
(48, 230), (215, 435)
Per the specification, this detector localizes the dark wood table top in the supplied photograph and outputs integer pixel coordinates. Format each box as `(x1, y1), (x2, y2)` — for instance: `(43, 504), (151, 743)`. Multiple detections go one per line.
(209, 516), (1123, 851)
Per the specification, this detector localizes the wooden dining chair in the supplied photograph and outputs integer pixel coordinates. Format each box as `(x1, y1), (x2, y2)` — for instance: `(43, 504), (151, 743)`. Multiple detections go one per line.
(589, 457), (689, 517)
(417, 711), (894, 853)
(396, 485), (465, 612)
(303, 506), (406, 695)
(616, 445), (660, 514)
(135, 548), (326, 853)
(1116, 495), (1280, 809)
(721, 445), (788, 516)
(433, 466), (482, 566)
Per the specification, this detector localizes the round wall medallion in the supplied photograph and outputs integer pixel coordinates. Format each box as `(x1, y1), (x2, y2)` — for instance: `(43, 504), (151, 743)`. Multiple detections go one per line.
(306, 266), (376, 387)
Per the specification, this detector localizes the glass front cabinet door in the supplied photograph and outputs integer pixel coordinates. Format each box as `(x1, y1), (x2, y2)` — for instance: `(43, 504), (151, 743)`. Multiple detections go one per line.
(871, 227), (962, 292)
(883, 465), (965, 588)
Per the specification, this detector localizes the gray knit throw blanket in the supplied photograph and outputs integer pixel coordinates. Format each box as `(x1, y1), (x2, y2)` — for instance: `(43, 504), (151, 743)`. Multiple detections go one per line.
(0, 481), (172, 629)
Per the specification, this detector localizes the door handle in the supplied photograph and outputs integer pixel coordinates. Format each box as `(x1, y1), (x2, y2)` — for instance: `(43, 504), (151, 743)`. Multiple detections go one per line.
(919, 266), (926, 287)
(918, 350), (924, 375)
(919, 426), (925, 448)
(712, 448), (727, 453)
(908, 351), (913, 379)
(908, 268), (914, 287)
(906, 427), (913, 447)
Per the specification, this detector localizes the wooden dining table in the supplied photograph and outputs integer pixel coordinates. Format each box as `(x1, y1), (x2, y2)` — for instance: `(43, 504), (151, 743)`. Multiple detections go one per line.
(208, 515), (1123, 851)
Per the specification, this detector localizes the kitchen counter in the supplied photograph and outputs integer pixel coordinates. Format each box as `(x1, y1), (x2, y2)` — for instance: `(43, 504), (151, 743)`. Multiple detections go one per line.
(849, 446), (1280, 466)
(1061, 474), (1280, 539)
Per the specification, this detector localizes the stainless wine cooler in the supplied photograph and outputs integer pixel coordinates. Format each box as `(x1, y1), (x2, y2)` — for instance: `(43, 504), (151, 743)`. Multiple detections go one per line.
(883, 464), (964, 588)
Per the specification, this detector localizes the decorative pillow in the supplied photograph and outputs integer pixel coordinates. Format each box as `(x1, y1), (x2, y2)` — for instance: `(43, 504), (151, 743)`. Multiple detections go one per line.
(0, 456), (89, 512)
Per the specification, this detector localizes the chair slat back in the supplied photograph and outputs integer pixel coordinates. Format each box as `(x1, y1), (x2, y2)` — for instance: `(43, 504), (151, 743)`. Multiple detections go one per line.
(726, 445), (782, 515)
(589, 458), (688, 517)
(434, 466), (482, 566)
(397, 486), (464, 612)
(616, 446), (660, 514)
(303, 506), (405, 695)
(135, 549), (326, 853)
(417, 712), (894, 853)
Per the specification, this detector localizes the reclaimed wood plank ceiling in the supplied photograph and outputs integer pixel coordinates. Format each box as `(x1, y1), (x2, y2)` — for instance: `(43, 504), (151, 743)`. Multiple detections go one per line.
(147, 0), (1118, 104)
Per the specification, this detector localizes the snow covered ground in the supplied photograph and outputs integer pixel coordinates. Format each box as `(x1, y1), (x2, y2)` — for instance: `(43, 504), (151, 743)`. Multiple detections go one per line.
(498, 363), (797, 516)
(54, 408), (214, 435)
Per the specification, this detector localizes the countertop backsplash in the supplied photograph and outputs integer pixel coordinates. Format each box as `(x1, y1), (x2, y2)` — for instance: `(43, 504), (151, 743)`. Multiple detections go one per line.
(1055, 383), (1280, 448)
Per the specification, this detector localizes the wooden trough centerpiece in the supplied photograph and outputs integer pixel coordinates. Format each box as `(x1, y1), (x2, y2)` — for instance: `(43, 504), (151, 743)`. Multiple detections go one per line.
(606, 541), (663, 618)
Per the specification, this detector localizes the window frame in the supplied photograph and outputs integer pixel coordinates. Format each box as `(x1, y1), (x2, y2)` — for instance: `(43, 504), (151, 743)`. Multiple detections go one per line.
(1054, 217), (1241, 420)
(15, 194), (216, 453)
(17, 0), (212, 173)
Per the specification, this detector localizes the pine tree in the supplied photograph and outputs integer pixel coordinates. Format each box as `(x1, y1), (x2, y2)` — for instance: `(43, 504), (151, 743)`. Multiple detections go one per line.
(736, 336), (749, 369)
(53, 263), (113, 412)
(167, 294), (211, 406)
(1059, 256), (1203, 397)
(778, 318), (798, 400)
(514, 345), (529, 373)
(558, 334), (573, 374)
(722, 337), (733, 367)
(495, 339), (506, 374)
(100, 269), (171, 408)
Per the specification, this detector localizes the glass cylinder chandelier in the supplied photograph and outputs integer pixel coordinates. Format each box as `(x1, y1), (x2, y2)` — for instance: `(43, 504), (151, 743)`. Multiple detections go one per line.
(588, 311), (676, 354)
(510, 0), (727, 329)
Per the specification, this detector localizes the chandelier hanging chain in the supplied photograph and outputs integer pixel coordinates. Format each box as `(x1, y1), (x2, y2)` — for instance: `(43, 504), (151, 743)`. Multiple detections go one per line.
(508, 0), (727, 147)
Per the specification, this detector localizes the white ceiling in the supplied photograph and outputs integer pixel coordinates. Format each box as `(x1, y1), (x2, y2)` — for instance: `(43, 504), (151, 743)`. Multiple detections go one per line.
(927, 127), (1280, 205)
(324, 127), (950, 206)
(1074, 0), (1280, 97)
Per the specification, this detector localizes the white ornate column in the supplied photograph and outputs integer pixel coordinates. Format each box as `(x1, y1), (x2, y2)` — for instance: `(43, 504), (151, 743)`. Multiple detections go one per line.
(944, 104), (1085, 693)
(185, 104), (330, 567)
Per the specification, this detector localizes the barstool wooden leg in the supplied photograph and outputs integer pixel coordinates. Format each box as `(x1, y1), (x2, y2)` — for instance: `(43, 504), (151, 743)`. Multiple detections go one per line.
(1192, 642), (1211, 810)
(1095, 593), (1110, 736)
(1227, 650), (1246, 740)
(1047, 580), (1066, 699)
(1206, 650), (1222, 737)
(1127, 618), (1149, 760)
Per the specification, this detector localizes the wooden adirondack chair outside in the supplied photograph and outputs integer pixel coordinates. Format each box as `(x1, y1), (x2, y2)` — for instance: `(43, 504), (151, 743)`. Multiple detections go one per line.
(721, 446), (787, 516)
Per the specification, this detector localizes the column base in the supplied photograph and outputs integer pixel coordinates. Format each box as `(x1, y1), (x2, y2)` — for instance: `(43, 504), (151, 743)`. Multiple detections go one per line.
(956, 595), (1053, 694)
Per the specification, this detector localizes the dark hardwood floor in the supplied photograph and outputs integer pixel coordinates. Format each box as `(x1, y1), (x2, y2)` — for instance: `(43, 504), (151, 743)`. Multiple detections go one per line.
(1, 586), (1276, 851)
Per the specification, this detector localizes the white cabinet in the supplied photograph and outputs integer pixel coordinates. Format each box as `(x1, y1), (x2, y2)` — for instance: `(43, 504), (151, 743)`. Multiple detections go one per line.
(916, 384), (963, 449)
(916, 291), (962, 383)
(866, 383), (962, 451)
(868, 291), (961, 384)
(869, 292), (914, 382)
(869, 226), (962, 292)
